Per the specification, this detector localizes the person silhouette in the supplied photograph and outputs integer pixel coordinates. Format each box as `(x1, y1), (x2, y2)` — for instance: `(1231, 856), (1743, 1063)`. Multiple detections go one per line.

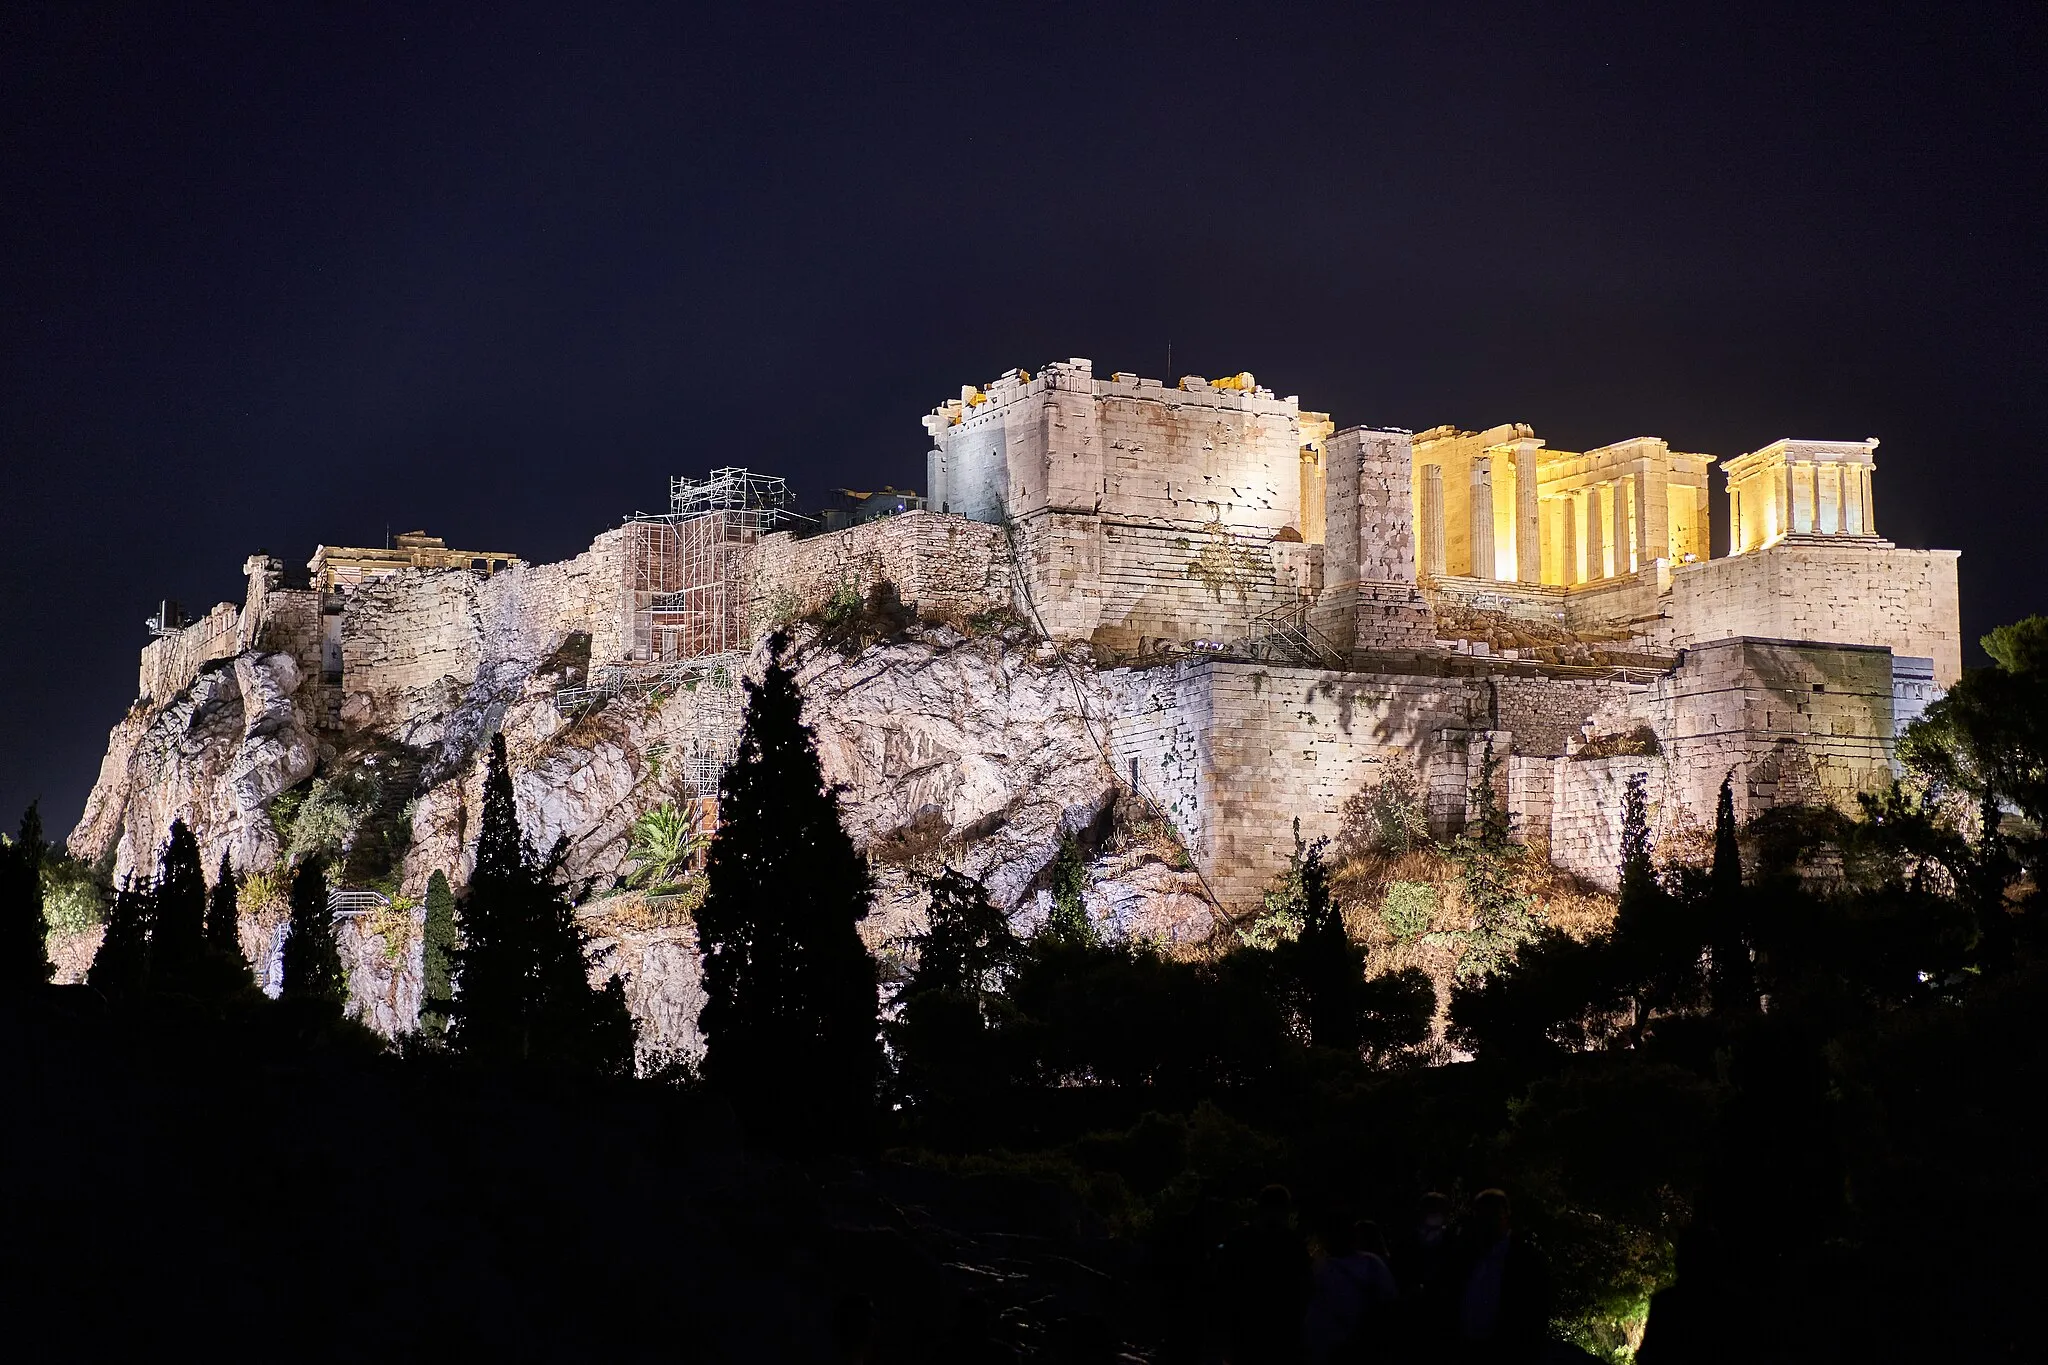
(1216, 1184), (1312, 1364)
(1453, 1190), (1554, 1362)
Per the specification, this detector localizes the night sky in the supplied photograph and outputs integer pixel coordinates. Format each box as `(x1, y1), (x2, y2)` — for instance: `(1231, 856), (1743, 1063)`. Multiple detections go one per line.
(4, 2), (2043, 835)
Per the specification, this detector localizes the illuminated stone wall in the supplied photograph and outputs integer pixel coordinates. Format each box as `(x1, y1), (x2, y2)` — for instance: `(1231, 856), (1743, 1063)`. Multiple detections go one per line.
(924, 359), (1326, 539)
(746, 511), (1010, 628)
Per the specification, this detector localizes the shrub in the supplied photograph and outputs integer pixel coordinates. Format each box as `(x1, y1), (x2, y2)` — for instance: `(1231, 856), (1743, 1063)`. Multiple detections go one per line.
(1336, 767), (1430, 859)
(41, 853), (108, 936)
(1380, 881), (1438, 941)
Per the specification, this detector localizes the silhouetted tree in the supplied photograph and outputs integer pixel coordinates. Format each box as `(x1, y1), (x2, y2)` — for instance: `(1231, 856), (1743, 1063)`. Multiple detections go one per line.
(420, 869), (457, 1038)
(151, 819), (207, 974)
(206, 852), (240, 955)
(905, 866), (1021, 997)
(1040, 831), (1096, 946)
(1707, 775), (1754, 1009)
(698, 635), (879, 1147)
(1, 803), (53, 990)
(890, 868), (1024, 1122)
(281, 857), (346, 1008)
(449, 735), (635, 1074)
(88, 875), (154, 999)
(1273, 831), (1366, 1050)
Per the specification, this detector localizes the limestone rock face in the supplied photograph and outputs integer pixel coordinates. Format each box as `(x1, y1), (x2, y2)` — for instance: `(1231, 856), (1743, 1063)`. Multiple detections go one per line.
(70, 650), (317, 882)
(70, 612), (1217, 1049)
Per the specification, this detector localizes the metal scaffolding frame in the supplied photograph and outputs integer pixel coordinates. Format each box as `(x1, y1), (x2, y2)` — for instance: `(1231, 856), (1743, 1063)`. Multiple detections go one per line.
(555, 469), (793, 793)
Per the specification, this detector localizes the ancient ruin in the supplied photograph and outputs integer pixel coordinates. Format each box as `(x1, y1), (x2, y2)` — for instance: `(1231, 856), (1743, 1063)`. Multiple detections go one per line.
(68, 356), (1962, 1041)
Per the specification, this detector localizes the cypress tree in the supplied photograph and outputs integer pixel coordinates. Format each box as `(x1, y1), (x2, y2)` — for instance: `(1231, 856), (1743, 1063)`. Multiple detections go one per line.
(1707, 774), (1754, 1009)
(89, 875), (155, 999)
(697, 635), (879, 1148)
(448, 735), (635, 1074)
(281, 857), (347, 1008)
(206, 852), (241, 955)
(2, 803), (54, 990)
(420, 869), (457, 1038)
(1288, 834), (1364, 1051)
(152, 820), (208, 974)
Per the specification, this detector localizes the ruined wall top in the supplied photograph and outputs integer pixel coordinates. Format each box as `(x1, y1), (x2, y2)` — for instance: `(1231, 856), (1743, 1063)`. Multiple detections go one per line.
(309, 532), (524, 592)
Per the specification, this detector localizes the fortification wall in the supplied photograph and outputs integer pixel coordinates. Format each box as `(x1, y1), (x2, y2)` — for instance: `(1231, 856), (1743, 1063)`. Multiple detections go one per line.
(1015, 512), (1321, 656)
(748, 512), (1010, 630)
(138, 602), (241, 704)
(1661, 539), (1962, 684)
(341, 530), (627, 717)
(927, 360), (1311, 538)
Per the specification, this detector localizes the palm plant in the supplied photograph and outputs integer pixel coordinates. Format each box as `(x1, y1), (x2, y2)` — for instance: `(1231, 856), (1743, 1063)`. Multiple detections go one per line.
(625, 802), (705, 891)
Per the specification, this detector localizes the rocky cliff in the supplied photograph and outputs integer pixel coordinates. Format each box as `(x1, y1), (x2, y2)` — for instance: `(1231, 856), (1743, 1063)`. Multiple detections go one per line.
(68, 584), (1215, 1052)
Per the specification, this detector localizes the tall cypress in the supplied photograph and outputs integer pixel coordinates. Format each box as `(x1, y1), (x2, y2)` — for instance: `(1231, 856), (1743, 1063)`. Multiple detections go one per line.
(448, 735), (635, 1073)
(152, 820), (208, 973)
(2, 803), (53, 990)
(1289, 835), (1364, 1051)
(281, 857), (347, 1008)
(697, 635), (879, 1148)
(88, 875), (155, 1000)
(1707, 775), (1753, 1009)
(206, 852), (241, 955)
(419, 869), (457, 1038)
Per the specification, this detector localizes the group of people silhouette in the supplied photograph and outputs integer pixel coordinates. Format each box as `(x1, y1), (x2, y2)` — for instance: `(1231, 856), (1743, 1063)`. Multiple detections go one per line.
(1217, 1185), (1575, 1364)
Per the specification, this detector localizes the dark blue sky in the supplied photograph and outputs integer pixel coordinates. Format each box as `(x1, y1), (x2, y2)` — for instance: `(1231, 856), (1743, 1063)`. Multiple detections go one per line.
(4, 1), (2044, 834)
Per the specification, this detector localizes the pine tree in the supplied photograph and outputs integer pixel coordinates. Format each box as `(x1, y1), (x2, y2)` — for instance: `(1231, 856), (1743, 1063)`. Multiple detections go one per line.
(281, 857), (347, 1008)
(1280, 832), (1366, 1051)
(206, 852), (241, 955)
(2, 803), (54, 990)
(88, 875), (155, 999)
(448, 735), (635, 1074)
(697, 635), (880, 1148)
(152, 820), (208, 974)
(905, 867), (1021, 998)
(419, 869), (457, 1038)
(1707, 775), (1754, 1009)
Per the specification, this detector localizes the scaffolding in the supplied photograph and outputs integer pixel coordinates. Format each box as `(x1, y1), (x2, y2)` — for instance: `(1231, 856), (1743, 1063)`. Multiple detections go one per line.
(555, 468), (793, 792)
(628, 468), (792, 664)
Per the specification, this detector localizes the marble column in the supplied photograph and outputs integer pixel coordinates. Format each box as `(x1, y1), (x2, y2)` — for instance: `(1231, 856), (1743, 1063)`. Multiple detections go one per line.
(1469, 458), (1496, 580)
(1515, 446), (1541, 584)
(1612, 476), (1631, 576)
(1862, 465), (1877, 536)
(1421, 464), (1446, 578)
(1559, 495), (1578, 584)
(1586, 484), (1607, 580)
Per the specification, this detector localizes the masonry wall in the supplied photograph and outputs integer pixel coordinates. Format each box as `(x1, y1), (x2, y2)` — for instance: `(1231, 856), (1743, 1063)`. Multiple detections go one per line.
(138, 602), (241, 703)
(747, 512), (1011, 631)
(342, 530), (627, 710)
(1661, 538), (1963, 684)
(927, 360), (1311, 538)
(1116, 661), (1484, 906)
(1016, 511), (1321, 656)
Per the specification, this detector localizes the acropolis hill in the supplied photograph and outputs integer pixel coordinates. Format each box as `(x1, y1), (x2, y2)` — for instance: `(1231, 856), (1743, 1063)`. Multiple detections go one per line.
(69, 358), (1960, 1040)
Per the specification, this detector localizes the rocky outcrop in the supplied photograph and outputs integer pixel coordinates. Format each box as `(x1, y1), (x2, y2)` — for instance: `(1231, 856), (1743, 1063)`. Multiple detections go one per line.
(70, 602), (1217, 1049)
(71, 650), (319, 883)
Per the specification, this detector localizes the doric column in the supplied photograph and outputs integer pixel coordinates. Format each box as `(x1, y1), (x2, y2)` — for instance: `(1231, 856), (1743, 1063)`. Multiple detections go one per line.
(1559, 494), (1578, 584)
(1515, 445), (1542, 583)
(1633, 466), (1653, 566)
(1420, 464), (1446, 578)
(1611, 477), (1631, 576)
(1586, 484), (1607, 580)
(1469, 457), (1496, 580)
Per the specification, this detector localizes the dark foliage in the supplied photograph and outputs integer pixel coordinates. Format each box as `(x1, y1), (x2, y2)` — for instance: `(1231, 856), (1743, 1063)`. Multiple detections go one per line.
(420, 868), (457, 1039)
(205, 852), (240, 955)
(1, 802), (53, 989)
(88, 875), (154, 999)
(151, 819), (208, 973)
(281, 857), (346, 1008)
(448, 734), (636, 1075)
(698, 636), (879, 1147)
